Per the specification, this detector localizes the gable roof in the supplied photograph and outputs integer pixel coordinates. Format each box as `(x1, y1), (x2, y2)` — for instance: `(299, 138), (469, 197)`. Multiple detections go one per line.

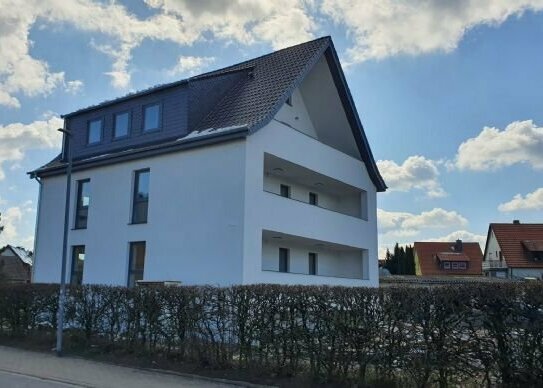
(0, 245), (32, 265)
(30, 37), (386, 191)
(414, 242), (483, 276)
(486, 223), (543, 268)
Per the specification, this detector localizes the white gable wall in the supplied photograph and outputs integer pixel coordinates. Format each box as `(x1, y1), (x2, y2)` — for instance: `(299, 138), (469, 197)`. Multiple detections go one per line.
(33, 140), (246, 286)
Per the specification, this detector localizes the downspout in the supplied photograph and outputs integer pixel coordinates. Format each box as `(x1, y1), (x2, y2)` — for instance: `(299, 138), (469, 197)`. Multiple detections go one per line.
(30, 173), (42, 283)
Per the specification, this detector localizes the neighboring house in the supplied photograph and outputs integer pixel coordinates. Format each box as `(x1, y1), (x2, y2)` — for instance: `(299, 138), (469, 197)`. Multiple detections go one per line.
(413, 240), (483, 276)
(0, 245), (32, 283)
(29, 37), (386, 287)
(483, 221), (543, 279)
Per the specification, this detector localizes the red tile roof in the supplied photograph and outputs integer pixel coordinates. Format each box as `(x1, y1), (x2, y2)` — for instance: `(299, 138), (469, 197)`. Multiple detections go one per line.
(414, 242), (483, 276)
(488, 223), (543, 268)
(436, 252), (470, 262)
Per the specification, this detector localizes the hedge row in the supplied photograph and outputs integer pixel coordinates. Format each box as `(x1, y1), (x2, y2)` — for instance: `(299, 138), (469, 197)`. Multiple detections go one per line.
(0, 283), (542, 387)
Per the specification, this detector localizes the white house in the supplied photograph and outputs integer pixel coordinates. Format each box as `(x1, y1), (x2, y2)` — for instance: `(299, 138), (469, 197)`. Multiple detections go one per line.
(29, 37), (387, 287)
(483, 221), (543, 279)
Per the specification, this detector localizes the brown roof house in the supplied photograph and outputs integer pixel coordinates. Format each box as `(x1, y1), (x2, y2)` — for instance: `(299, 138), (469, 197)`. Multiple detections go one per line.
(0, 245), (32, 283)
(483, 221), (543, 279)
(414, 240), (483, 276)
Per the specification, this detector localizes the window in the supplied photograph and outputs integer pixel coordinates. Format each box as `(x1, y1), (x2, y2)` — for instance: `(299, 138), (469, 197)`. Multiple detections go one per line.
(128, 242), (146, 287)
(309, 252), (317, 275)
(443, 261), (451, 269)
(458, 262), (467, 269)
(143, 103), (160, 132)
(452, 262), (459, 269)
(279, 248), (289, 272)
(114, 112), (130, 138)
(286, 96), (292, 106)
(132, 169), (150, 224)
(70, 246), (85, 285)
(75, 179), (90, 229)
(280, 184), (290, 198)
(87, 119), (102, 144)
(309, 192), (318, 206)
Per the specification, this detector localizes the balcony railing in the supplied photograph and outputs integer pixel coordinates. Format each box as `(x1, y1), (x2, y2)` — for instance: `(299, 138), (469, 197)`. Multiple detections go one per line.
(482, 260), (507, 269)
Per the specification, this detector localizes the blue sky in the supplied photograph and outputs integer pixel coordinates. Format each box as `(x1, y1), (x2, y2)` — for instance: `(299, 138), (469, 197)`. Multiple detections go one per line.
(1, 1), (542, 257)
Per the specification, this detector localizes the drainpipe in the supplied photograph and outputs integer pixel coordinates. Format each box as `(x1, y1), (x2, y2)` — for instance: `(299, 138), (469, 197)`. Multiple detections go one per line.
(30, 174), (42, 283)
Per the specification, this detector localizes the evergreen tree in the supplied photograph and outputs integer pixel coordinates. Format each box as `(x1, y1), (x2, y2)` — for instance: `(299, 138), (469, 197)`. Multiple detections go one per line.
(0, 212), (3, 236)
(384, 243), (416, 275)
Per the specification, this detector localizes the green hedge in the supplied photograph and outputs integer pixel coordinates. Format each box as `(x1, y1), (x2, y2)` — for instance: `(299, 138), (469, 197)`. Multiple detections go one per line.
(0, 283), (542, 386)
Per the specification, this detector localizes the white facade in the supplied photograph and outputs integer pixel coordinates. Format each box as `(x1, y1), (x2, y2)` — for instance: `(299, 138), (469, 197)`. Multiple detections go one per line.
(33, 59), (380, 287)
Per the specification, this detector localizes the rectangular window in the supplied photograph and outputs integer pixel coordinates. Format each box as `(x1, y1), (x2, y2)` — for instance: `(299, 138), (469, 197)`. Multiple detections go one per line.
(143, 103), (160, 132)
(87, 119), (102, 144)
(128, 242), (146, 287)
(309, 252), (317, 275)
(443, 261), (451, 269)
(280, 184), (290, 198)
(70, 246), (85, 285)
(114, 112), (130, 138)
(458, 262), (467, 269)
(452, 262), (459, 269)
(132, 169), (150, 224)
(75, 179), (90, 229)
(279, 248), (289, 273)
(286, 96), (292, 106)
(309, 192), (318, 206)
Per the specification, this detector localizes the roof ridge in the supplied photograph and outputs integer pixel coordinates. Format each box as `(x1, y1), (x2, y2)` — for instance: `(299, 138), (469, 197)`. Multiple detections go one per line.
(194, 36), (331, 79)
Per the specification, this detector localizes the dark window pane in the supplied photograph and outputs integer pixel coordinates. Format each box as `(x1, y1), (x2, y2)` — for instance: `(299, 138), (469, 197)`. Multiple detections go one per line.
(114, 112), (130, 138)
(75, 180), (90, 229)
(280, 184), (290, 198)
(309, 192), (318, 206)
(132, 170), (149, 223)
(128, 242), (146, 287)
(88, 120), (102, 144)
(309, 252), (317, 275)
(70, 246), (85, 285)
(279, 248), (289, 272)
(144, 104), (160, 131)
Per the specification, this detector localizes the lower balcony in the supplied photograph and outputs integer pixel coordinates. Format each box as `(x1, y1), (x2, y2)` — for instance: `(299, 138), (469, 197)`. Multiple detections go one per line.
(261, 229), (368, 280)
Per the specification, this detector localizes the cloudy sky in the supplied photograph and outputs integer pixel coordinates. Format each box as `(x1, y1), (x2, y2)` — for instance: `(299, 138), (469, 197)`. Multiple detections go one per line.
(1, 0), (542, 257)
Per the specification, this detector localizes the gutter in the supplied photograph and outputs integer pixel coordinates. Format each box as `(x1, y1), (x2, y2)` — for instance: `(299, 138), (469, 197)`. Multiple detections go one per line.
(29, 125), (249, 178)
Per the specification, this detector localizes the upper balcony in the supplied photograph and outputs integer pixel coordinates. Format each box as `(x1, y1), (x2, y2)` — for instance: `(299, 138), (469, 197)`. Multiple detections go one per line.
(263, 153), (367, 220)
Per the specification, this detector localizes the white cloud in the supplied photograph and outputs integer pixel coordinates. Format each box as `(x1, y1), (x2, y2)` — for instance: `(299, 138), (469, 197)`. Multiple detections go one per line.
(428, 230), (486, 249)
(0, 115), (62, 180)
(0, 200), (35, 249)
(377, 156), (446, 198)
(145, 0), (316, 50)
(454, 120), (543, 171)
(65, 79), (84, 94)
(168, 56), (215, 77)
(378, 208), (468, 235)
(0, 0), (316, 105)
(498, 187), (543, 212)
(321, 0), (543, 64)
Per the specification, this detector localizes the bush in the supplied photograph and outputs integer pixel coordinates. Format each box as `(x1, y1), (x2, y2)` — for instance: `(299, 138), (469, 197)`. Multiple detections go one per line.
(0, 282), (541, 386)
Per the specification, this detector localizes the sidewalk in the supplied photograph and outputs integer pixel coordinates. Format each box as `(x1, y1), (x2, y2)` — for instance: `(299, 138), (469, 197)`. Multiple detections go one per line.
(0, 345), (262, 388)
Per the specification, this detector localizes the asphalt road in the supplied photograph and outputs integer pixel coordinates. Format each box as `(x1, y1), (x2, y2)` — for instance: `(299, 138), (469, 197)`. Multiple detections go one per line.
(0, 346), (249, 388)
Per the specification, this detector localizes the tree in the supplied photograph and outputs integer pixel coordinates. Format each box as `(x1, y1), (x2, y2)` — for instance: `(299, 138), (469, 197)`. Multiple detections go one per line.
(384, 243), (416, 275)
(0, 211), (3, 235)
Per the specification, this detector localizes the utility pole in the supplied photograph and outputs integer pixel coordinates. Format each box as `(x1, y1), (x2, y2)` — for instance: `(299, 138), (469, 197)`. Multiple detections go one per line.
(56, 126), (72, 357)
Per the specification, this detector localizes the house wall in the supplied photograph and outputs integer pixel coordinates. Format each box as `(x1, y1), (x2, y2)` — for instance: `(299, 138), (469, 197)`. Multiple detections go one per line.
(274, 88), (317, 138)
(33, 140), (246, 286)
(511, 268), (543, 279)
(243, 119), (378, 287)
(484, 230), (502, 261)
(0, 249), (31, 283)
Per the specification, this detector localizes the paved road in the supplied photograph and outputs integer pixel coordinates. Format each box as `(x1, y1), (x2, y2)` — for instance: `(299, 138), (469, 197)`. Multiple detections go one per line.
(0, 346), (245, 388)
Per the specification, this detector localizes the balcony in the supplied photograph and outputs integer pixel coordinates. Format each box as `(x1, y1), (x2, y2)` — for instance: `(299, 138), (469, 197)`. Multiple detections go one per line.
(482, 260), (507, 270)
(263, 153), (367, 219)
(261, 230), (368, 280)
